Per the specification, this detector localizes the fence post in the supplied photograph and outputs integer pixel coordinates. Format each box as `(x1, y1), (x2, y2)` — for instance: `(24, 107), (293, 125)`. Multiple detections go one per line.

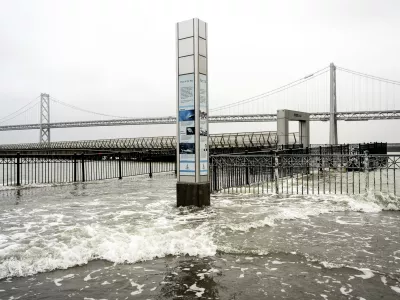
(364, 150), (369, 193)
(148, 150), (153, 178)
(16, 152), (21, 186)
(73, 153), (77, 182)
(213, 159), (217, 191)
(245, 150), (249, 185)
(81, 153), (85, 182)
(118, 152), (122, 180)
(319, 146), (323, 172)
(174, 159), (177, 177)
(274, 153), (279, 194)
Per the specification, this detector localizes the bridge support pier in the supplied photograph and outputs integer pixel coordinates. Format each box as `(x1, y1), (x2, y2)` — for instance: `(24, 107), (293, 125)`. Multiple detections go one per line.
(176, 18), (210, 207)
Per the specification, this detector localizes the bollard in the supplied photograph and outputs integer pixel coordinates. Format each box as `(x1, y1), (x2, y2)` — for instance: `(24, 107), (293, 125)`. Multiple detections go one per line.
(16, 153), (21, 186)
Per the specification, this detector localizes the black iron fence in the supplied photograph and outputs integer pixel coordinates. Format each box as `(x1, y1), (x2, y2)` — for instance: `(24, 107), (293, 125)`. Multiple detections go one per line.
(210, 153), (399, 195)
(309, 143), (387, 155)
(0, 153), (175, 187)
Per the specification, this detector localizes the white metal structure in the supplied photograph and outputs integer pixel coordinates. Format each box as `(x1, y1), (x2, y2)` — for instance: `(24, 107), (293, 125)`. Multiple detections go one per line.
(0, 110), (399, 132)
(329, 63), (338, 144)
(39, 93), (50, 144)
(277, 110), (310, 148)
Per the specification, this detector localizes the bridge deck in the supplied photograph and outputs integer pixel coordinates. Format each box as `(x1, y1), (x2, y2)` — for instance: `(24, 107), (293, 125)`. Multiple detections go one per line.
(0, 110), (399, 132)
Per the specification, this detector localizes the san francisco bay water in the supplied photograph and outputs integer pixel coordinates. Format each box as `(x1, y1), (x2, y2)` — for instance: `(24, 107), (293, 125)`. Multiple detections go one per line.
(0, 174), (400, 299)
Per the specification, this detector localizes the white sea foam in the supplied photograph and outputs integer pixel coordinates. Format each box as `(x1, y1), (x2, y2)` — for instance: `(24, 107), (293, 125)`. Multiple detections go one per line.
(217, 192), (400, 233)
(362, 191), (400, 211)
(130, 280), (145, 296)
(189, 283), (205, 297)
(84, 269), (102, 282)
(353, 268), (374, 279)
(1, 177), (399, 280)
(340, 286), (353, 295)
(0, 183), (58, 192)
(0, 223), (216, 279)
(391, 286), (400, 294)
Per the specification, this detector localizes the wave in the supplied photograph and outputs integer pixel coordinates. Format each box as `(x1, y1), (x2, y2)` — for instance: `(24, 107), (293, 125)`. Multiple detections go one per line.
(1, 186), (399, 279)
(220, 192), (400, 232)
(0, 223), (216, 279)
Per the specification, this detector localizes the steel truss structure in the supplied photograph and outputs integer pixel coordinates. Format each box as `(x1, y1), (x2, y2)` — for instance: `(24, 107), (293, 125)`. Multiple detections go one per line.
(310, 110), (400, 121)
(0, 110), (399, 132)
(39, 93), (50, 144)
(0, 131), (299, 151)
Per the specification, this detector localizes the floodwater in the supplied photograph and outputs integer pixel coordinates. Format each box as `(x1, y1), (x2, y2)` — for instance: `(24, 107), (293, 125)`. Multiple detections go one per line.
(0, 174), (400, 299)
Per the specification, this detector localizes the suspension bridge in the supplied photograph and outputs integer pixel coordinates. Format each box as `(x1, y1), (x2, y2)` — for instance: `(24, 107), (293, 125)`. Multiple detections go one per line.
(0, 63), (399, 148)
(0, 62), (399, 197)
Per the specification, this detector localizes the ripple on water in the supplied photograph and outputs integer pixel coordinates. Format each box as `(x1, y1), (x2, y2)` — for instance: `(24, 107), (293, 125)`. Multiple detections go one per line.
(0, 176), (399, 279)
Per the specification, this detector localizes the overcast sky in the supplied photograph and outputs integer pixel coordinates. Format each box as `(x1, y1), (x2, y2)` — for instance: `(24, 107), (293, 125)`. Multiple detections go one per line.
(0, 0), (399, 144)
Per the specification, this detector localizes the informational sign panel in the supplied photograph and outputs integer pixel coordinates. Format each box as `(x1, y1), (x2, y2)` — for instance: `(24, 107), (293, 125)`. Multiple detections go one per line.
(199, 74), (208, 175)
(176, 18), (208, 182)
(178, 74), (195, 175)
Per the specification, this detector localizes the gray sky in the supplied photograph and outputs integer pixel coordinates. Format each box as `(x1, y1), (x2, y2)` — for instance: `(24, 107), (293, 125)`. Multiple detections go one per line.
(0, 0), (399, 144)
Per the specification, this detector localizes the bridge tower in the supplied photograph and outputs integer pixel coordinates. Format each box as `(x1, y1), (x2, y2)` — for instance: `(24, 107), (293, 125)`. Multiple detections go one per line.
(329, 63), (338, 144)
(39, 93), (50, 145)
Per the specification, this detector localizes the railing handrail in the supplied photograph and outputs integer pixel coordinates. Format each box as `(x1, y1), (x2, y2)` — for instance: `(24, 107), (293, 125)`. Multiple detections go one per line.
(211, 153), (399, 158)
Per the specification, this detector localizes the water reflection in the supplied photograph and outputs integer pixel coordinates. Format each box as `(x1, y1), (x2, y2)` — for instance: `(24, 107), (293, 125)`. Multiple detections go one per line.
(15, 189), (21, 205)
(156, 257), (220, 299)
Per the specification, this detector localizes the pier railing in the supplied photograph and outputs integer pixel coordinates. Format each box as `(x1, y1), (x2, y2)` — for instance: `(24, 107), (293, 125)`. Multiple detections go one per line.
(0, 153), (175, 187)
(210, 153), (399, 195)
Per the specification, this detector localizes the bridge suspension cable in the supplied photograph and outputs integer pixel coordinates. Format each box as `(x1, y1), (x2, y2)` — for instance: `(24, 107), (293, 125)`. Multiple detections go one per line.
(210, 65), (330, 115)
(1, 63), (399, 134)
(336, 65), (400, 112)
(50, 97), (134, 119)
(0, 96), (40, 125)
(336, 67), (400, 85)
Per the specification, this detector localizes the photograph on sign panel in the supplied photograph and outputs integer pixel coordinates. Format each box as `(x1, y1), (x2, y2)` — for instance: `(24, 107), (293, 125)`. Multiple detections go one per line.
(179, 109), (195, 121)
(186, 127), (195, 135)
(179, 142), (195, 154)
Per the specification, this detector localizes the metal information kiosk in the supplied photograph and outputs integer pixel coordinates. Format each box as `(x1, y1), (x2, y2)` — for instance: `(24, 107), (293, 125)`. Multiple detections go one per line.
(176, 18), (210, 207)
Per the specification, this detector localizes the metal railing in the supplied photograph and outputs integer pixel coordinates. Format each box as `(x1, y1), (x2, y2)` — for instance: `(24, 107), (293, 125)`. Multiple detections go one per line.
(0, 131), (300, 151)
(0, 153), (175, 187)
(309, 143), (387, 155)
(210, 152), (399, 195)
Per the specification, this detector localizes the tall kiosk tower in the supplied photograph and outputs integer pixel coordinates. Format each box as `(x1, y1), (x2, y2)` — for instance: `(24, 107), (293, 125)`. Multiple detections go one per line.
(176, 18), (210, 207)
